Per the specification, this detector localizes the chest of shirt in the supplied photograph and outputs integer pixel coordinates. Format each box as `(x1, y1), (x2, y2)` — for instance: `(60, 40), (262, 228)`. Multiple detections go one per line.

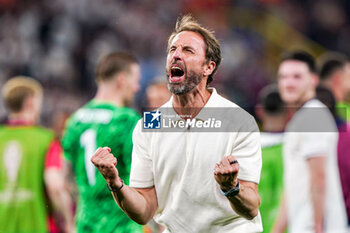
(149, 132), (235, 183)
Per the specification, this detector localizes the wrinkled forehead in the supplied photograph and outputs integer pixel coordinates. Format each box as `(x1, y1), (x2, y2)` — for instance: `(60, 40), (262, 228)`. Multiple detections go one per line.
(169, 31), (206, 53)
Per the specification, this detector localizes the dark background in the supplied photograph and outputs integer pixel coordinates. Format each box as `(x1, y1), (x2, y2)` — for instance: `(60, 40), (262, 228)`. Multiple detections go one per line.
(0, 0), (349, 127)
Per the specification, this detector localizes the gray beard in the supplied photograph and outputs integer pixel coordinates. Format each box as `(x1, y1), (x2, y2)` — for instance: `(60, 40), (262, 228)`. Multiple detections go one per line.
(167, 71), (203, 95)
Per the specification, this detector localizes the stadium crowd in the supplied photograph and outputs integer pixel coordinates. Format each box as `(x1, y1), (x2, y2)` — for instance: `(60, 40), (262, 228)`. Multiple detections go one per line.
(1, 0), (350, 121)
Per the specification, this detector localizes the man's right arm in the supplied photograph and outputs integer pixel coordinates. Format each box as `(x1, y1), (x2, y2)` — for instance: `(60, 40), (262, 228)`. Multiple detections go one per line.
(91, 147), (158, 225)
(271, 193), (288, 233)
(111, 185), (158, 224)
(44, 140), (75, 233)
(308, 156), (326, 233)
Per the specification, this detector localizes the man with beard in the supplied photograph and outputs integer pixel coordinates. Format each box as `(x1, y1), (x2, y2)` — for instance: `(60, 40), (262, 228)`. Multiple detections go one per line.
(91, 15), (262, 232)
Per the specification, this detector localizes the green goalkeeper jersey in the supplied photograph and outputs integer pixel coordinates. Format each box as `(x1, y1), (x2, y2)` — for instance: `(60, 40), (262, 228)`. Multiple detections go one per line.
(62, 100), (142, 233)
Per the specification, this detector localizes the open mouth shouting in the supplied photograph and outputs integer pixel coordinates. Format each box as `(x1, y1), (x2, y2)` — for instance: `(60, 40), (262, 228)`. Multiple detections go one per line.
(169, 65), (185, 83)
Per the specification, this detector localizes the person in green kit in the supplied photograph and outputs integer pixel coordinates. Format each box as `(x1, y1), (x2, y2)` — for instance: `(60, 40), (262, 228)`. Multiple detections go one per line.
(0, 76), (74, 233)
(62, 52), (143, 233)
(255, 85), (287, 233)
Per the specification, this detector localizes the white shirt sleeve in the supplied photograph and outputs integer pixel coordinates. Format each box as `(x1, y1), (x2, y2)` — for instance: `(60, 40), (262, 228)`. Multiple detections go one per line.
(129, 120), (154, 188)
(295, 104), (338, 159)
(300, 132), (337, 159)
(231, 117), (262, 184)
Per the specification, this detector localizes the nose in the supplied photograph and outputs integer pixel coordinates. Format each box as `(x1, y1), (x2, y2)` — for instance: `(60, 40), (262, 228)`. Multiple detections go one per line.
(171, 48), (182, 61)
(285, 76), (296, 85)
(281, 77), (296, 90)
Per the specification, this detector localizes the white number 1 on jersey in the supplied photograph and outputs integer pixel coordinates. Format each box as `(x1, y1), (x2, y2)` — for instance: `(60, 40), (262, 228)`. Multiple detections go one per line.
(80, 129), (97, 186)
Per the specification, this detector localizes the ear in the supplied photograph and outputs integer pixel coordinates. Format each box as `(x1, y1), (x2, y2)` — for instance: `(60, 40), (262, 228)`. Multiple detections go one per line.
(255, 104), (265, 122)
(333, 71), (342, 86)
(311, 73), (319, 87)
(203, 61), (216, 77)
(115, 73), (127, 89)
(23, 95), (34, 111)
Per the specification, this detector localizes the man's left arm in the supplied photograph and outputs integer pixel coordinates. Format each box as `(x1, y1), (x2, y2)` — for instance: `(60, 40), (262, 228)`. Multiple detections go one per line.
(214, 155), (260, 220)
(44, 140), (75, 233)
(214, 115), (262, 220)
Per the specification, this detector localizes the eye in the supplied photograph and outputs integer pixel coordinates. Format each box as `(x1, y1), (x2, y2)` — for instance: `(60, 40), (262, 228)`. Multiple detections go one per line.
(185, 48), (194, 53)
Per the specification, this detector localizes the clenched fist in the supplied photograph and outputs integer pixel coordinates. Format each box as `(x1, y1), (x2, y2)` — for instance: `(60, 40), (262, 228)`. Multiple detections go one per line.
(214, 155), (239, 192)
(91, 147), (122, 189)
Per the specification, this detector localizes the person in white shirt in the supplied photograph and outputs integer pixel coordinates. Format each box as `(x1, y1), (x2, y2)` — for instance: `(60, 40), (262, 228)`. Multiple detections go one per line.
(91, 15), (262, 233)
(272, 50), (347, 233)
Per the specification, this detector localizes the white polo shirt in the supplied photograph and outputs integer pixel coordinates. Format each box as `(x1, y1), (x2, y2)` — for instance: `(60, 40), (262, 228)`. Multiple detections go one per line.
(283, 99), (348, 233)
(130, 88), (262, 233)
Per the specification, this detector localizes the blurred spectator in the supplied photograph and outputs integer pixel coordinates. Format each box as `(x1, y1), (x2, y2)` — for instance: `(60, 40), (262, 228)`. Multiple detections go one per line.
(318, 52), (350, 122)
(146, 78), (171, 110)
(0, 76), (74, 233)
(317, 85), (350, 228)
(62, 52), (143, 233)
(273, 51), (347, 233)
(255, 84), (287, 233)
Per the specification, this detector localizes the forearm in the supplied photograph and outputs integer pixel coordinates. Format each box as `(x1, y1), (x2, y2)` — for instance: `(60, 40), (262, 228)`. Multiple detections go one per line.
(271, 193), (287, 233)
(226, 180), (260, 220)
(110, 182), (157, 225)
(91, 147), (157, 225)
(45, 169), (74, 232)
(63, 160), (78, 203)
(308, 156), (326, 233)
(53, 188), (75, 232)
(311, 182), (325, 233)
(47, 186), (73, 218)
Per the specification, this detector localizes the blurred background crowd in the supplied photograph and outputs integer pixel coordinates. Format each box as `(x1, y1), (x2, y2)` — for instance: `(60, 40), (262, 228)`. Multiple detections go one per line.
(1, 0), (350, 127)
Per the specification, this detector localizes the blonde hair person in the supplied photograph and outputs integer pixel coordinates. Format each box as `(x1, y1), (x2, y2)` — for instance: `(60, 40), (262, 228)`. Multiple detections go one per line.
(0, 76), (74, 233)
